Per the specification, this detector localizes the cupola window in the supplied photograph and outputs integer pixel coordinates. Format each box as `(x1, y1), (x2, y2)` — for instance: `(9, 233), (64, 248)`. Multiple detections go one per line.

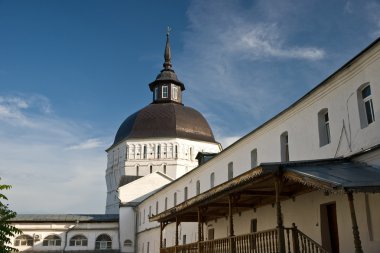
(162, 86), (168, 98)
(154, 87), (158, 100)
(172, 86), (178, 100)
(318, 109), (331, 146)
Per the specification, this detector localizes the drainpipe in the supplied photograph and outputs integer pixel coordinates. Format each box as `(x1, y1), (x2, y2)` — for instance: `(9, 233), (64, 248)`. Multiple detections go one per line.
(62, 220), (79, 253)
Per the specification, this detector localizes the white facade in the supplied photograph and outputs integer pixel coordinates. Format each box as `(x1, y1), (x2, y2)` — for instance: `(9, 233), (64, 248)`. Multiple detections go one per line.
(105, 138), (221, 214)
(12, 216), (119, 252)
(134, 38), (380, 253)
(9, 38), (380, 253)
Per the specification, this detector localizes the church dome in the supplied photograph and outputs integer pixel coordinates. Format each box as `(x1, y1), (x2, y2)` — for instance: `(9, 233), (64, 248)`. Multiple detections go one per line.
(111, 31), (216, 148)
(113, 103), (216, 145)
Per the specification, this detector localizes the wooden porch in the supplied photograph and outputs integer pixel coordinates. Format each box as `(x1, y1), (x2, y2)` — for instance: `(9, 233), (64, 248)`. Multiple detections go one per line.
(151, 159), (374, 253)
(161, 225), (327, 253)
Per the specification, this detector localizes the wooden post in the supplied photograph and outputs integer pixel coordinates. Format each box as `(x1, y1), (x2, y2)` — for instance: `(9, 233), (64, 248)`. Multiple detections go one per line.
(291, 223), (300, 253)
(229, 195), (234, 236)
(175, 217), (179, 246)
(160, 222), (163, 249)
(275, 178), (285, 253)
(197, 208), (202, 253)
(347, 192), (363, 253)
(229, 195), (236, 253)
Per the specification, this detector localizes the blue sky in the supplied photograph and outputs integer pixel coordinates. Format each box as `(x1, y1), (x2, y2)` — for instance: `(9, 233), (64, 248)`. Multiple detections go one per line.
(1, 0), (379, 214)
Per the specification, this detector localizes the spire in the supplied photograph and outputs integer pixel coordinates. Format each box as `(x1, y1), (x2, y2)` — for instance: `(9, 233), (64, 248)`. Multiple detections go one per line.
(163, 26), (172, 70)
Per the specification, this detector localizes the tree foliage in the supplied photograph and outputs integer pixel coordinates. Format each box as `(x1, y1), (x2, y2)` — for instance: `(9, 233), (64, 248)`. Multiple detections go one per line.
(0, 179), (21, 253)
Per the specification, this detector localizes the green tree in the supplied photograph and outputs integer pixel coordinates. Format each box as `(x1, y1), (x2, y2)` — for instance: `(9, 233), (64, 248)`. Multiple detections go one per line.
(0, 179), (21, 253)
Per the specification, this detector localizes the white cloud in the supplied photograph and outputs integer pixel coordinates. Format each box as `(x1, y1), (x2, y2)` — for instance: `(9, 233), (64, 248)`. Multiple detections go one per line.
(0, 94), (108, 213)
(230, 24), (325, 60)
(67, 138), (103, 150)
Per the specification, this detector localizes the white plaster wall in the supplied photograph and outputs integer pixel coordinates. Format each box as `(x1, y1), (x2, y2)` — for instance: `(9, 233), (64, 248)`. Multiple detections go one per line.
(106, 138), (221, 214)
(12, 222), (119, 252)
(135, 41), (380, 252)
(120, 207), (137, 253)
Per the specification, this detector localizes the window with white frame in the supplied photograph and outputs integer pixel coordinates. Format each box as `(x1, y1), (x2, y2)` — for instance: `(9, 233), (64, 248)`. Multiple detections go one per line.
(358, 84), (375, 128)
(95, 234), (112, 250)
(162, 86), (168, 98)
(42, 235), (61, 246)
(318, 109), (331, 146)
(196, 180), (200, 195)
(228, 162), (233, 180)
(172, 86), (178, 100)
(251, 149), (258, 168)
(280, 132), (289, 162)
(210, 173), (215, 188)
(69, 235), (88, 246)
(14, 235), (33, 246)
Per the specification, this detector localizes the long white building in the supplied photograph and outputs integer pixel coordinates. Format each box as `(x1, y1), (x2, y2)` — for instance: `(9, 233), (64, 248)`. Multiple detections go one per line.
(10, 36), (380, 253)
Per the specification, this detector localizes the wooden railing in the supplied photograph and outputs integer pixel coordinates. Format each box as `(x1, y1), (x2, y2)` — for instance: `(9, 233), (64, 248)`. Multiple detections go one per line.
(161, 224), (327, 253)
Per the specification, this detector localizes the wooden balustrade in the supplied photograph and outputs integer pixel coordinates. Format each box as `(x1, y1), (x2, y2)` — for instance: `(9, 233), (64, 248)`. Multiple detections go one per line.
(160, 225), (327, 253)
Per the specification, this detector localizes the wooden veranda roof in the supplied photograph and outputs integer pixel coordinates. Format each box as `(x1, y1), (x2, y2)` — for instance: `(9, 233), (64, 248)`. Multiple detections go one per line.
(150, 158), (380, 223)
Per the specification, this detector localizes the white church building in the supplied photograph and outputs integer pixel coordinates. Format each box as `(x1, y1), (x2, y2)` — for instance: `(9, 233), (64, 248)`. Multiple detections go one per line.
(10, 35), (380, 253)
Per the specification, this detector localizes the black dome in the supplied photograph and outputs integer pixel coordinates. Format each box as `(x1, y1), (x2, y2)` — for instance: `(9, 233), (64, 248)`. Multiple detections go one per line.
(112, 103), (216, 146)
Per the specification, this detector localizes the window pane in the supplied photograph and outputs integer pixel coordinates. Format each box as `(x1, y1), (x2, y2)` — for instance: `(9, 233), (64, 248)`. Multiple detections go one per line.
(362, 85), (371, 98)
(70, 241), (75, 246)
(83, 240), (88, 246)
(365, 100), (374, 124)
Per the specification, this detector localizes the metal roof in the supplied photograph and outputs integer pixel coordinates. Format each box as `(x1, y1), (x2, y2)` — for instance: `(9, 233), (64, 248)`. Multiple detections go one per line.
(280, 158), (380, 192)
(11, 214), (119, 223)
(111, 103), (216, 148)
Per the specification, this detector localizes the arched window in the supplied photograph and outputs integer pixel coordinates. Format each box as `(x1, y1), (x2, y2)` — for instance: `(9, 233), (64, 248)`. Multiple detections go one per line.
(69, 235), (88, 246)
(228, 162), (233, 180)
(196, 180), (200, 195)
(157, 145), (161, 159)
(143, 145), (147, 159)
(154, 87), (158, 100)
(210, 173), (215, 188)
(43, 235), (61, 246)
(95, 234), (112, 250)
(358, 84), (375, 128)
(318, 109), (331, 146)
(184, 187), (188, 201)
(165, 197), (168, 210)
(251, 149), (257, 168)
(174, 192), (177, 206)
(189, 147), (193, 160)
(280, 132), (289, 162)
(124, 239), (133, 247)
(174, 145), (178, 158)
(14, 235), (33, 246)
